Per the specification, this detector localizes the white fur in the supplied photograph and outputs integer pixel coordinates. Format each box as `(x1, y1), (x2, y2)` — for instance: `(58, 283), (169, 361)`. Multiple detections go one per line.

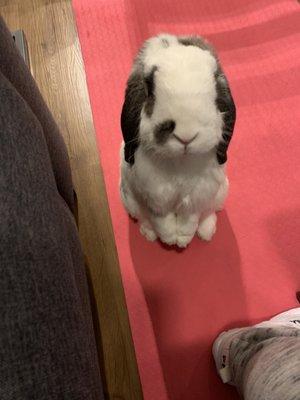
(120, 35), (228, 247)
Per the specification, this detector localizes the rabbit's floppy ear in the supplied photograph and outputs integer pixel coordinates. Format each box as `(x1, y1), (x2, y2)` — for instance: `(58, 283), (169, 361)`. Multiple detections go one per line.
(121, 65), (158, 165)
(121, 67), (146, 165)
(215, 70), (236, 164)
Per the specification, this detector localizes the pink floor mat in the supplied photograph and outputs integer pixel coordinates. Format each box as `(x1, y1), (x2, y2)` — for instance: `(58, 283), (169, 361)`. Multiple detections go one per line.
(72, 1), (300, 399)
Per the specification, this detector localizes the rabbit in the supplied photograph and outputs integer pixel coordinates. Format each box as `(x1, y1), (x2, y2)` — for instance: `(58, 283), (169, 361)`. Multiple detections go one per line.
(120, 34), (236, 248)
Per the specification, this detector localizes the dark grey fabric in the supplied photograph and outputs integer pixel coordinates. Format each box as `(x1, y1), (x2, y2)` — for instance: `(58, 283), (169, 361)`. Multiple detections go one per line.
(0, 16), (104, 400)
(0, 17), (74, 212)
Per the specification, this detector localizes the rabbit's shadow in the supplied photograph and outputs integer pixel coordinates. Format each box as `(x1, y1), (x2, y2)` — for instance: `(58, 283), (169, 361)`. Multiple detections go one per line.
(128, 210), (246, 400)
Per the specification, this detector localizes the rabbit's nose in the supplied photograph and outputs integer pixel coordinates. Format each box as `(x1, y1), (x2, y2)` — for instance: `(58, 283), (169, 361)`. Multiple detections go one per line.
(173, 133), (198, 146)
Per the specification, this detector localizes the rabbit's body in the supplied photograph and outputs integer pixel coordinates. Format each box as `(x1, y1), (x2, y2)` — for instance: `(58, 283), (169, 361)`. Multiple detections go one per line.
(120, 34), (235, 247)
(121, 145), (228, 247)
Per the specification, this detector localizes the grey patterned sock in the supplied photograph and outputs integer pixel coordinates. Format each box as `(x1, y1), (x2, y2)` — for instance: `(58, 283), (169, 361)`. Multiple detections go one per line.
(229, 327), (300, 400)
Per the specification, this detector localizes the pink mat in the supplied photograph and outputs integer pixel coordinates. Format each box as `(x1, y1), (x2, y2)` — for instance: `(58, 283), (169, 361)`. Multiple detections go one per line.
(72, 1), (300, 399)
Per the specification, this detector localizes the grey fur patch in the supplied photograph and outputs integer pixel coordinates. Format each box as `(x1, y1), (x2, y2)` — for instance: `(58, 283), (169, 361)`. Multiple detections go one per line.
(144, 66), (158, 117)
(178, 35), (216, 57)
(154, 119), (176, 144)
(161, 38), (169, 48)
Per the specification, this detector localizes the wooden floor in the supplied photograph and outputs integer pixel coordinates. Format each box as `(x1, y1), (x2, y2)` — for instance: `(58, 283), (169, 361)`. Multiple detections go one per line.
(0, 1), (142, 399)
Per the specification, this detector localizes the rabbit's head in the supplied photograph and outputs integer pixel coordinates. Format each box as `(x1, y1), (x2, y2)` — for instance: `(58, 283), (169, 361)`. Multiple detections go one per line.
(121, 34), (236, 165)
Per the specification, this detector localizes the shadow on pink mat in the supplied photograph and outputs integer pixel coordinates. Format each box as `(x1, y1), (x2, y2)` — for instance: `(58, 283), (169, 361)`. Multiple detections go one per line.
(129, 211), (246, 400)
(267, 208), (300, 304)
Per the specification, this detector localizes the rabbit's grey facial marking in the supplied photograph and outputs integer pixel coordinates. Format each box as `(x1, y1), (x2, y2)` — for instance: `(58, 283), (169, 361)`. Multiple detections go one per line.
(155, 120), (176, 144)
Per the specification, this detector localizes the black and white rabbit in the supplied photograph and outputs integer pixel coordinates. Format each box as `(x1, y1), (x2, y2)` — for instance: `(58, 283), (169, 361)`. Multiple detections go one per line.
(120, 34), (236, 248)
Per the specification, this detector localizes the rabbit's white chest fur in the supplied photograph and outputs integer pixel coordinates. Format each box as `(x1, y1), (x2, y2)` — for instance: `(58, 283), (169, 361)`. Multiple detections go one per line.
(121, 145), (228, 248)
(131, 148), (225, 214)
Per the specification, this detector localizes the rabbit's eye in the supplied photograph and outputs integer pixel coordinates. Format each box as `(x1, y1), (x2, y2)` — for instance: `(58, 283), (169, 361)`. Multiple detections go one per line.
(159, 120), (176, 132)
(155, 120), (176, 144)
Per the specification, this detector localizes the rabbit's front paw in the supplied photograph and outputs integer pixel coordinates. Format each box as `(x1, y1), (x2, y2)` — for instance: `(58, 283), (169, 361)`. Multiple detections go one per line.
(197, 212), (217, 241)
(152, 213), (177, 246)
(176, 234), (193, 248)
(176, 214), (199, 248)
(140, 221), (157, 242)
